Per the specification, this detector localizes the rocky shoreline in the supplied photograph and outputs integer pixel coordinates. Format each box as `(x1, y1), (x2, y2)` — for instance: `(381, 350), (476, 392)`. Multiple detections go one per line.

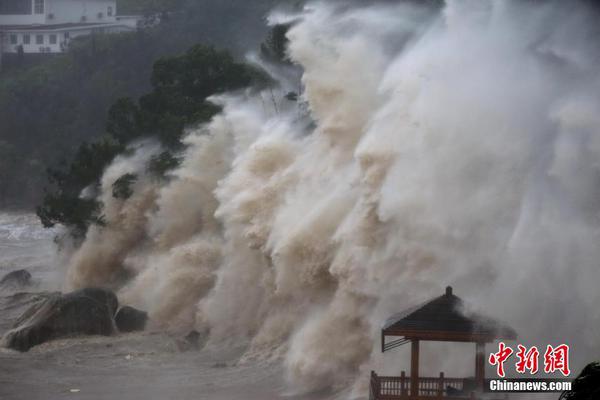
(0, 268), (333, 400)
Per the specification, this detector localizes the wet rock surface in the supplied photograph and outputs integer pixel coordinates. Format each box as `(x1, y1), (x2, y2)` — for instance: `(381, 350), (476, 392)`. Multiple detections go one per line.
(2, 288), (118, 352)
(114, 306), (148, 333)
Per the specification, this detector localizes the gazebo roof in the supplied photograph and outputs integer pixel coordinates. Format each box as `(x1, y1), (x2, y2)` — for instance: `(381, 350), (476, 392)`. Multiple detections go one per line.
(382, 286), (517, 347)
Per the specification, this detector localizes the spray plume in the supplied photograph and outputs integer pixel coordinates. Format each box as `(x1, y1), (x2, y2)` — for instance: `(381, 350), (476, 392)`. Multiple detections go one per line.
(63, 0), (600, 396)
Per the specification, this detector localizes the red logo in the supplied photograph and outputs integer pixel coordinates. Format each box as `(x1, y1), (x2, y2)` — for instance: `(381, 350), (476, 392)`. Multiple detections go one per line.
(515, 345), (539, 374)
(543, 344), (570, 376)
(489, 342), (513, 377)
(489, 343), (570, 377)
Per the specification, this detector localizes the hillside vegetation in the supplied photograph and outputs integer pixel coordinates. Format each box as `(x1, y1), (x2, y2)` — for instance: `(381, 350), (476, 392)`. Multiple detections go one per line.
(0, 0), (285, 208)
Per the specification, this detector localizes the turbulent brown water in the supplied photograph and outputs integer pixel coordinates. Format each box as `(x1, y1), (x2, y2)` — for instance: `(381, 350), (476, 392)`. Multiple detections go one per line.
(0, 213), (58, 288)
(18, 0), (600, 397)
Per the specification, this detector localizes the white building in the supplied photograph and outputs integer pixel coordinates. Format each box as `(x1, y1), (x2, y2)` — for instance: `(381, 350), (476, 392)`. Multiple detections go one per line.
(0, 0), (140, 58)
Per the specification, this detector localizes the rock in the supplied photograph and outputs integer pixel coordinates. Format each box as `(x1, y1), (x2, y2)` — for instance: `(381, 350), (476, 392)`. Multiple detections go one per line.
(561, 361), (600, 400)
(0, 269), (32, 289)
(175, 330), (206, 352)
(114, 306), (148, 333)
(185, 330), (200, 344)
(0, 292), (56, 334)
(2, 288), (118, 352)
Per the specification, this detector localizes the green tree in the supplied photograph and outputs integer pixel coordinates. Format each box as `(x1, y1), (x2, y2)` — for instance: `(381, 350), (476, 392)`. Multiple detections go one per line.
(148, 151), (181, 178)
(260, 23), (292, 63)
(36, 139), (123, 235)
(112, 173), (138, 200)
(36, 44), (266, 236)
(141, 45), (264, 146)
(107, 98), (142, 145)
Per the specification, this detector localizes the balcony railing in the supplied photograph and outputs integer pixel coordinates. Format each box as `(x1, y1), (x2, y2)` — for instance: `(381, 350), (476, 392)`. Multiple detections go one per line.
(369, 371), (504, 400)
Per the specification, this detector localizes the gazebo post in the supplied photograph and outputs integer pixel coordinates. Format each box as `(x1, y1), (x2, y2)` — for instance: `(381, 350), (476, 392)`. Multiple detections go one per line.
(475, 341), (485, 391)
(410, 339), (419, 398)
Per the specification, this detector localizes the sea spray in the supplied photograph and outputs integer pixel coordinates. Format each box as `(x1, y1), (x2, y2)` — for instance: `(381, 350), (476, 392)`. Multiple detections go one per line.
(63, 0), (600, 397)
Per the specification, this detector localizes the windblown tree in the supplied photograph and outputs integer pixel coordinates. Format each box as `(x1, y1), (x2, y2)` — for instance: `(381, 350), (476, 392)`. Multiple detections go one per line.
(260, 23), (292, 64)
(109, 45), (265, 147)
(36, 45), (265, 236)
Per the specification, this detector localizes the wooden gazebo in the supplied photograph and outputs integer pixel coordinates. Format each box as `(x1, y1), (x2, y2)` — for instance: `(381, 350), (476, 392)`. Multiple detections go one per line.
(370, 286), (517, 400)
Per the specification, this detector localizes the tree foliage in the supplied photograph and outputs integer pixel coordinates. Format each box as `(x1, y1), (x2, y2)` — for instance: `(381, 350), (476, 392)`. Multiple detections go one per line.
(35, 139), (123, 234)
(260, 23), (292, 63)
(148, 151), (181, 178)
(107, 45), (264, 147)
(112, 173), (138, 200)
(36, 44), (263, 236)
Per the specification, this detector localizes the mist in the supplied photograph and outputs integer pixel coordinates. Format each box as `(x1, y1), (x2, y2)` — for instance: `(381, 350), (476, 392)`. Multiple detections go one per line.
(55, 0), (600, 397)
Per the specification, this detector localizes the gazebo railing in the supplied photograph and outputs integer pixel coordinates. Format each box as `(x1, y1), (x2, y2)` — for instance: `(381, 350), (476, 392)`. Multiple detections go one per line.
(370, 371), (473, 399)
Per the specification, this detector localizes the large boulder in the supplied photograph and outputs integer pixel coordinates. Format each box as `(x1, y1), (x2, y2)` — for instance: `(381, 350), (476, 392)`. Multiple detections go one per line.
(114, 306), (148, 333)
(2, 288), (118, 352)
(560, 362), (600, 400)
(0, 269), (32, 290)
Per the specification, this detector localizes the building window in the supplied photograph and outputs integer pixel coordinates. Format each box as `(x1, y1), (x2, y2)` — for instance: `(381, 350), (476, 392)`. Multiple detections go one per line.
(34, 0), (44, 14)
(0, 1), (31, 15)
(23, 34), (31, 44)
(49, 34), (57, 44)
(107, 6), (113, 17)
(64, 32), (70, 39)
(10, 34), (18, 45)
(36, 34), (44, 45)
